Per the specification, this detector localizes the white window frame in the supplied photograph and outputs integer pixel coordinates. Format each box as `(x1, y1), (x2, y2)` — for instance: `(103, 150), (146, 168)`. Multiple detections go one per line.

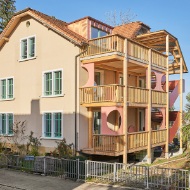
(42, 111), (63, 139)
(19, 35), (36, 61)
(0, 112), (14, 136)
(42, 69), (63, 97)
(0, 77), (14, 100)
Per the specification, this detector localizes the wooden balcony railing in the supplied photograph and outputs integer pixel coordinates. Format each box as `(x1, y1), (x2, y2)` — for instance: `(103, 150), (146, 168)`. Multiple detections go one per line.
(93, 134), (124, 152)
(128, 86), (149, 104)
(152, 90), (167, 105)
(152, 129), (167, 145)
(80, 84), (124, 104)
(128, 40), (149, 63)
(84, 129), (167, 155)
(81, 36), (167, 70)
(128, 131), (148, 151)
(81, 35), (124, 57)
(152, 50), (167, 69)
(80, 85), (167, 106)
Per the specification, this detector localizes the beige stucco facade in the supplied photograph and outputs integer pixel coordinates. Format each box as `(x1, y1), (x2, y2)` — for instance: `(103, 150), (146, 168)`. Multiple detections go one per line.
(0, 15), (89, 153)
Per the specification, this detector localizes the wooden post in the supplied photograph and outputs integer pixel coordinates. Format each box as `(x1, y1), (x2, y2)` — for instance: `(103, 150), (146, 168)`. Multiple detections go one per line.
(88, 107), (93, 148)
(165, 35), (169, 159)
(147, 49), (152, 164)
(179, 57), (183, 154)
(123, 39), (128, 164)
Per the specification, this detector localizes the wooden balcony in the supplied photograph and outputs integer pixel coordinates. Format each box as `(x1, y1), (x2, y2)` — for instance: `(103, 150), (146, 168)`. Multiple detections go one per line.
(80, 85), (167, 107)
(128, 131), (148, 153)
(152, 90), (167, 106)
(80, 84), (124, 106)
(80, 35), (167, 69)
(152, 129), (167, 147)
(82, 134), (124, 156)
(127, 86), (148, 106)
(82, 129), (167, 156)
(81, 34), (124, 57)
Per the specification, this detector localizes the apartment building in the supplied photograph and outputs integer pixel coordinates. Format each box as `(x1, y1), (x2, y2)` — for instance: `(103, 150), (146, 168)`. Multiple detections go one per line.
(0, 8), (187, 163)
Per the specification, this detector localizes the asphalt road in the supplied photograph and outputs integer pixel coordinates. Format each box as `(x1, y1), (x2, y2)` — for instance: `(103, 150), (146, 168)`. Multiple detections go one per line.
(0, 169), (141, 190)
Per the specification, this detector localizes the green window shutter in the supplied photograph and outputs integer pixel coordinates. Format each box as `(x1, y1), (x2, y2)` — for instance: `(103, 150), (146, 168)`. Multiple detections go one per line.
(1, 79), (6, 99)
(7, 78), (13, 99)
(54, 113), (62, 137)
(28, 37), (35, 58)
(54, 71), (62, 95)
(44, 73), (52, 96)
(2, 114), (6, 134)
(44, 113), (52, 137)
(8, 114), (13, 135)
(21, 39), (27, 59)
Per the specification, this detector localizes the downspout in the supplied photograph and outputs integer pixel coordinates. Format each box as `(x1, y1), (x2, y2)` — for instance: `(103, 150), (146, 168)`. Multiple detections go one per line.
(74, 45), (88, 155)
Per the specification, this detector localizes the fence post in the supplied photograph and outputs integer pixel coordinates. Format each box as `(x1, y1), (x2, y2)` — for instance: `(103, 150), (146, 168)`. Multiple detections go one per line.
(77, 158), (80, 180)
(44, 157), (46, 175)
(85, 160), (89, 181)
(145, 166), (149, 189)
(113, 162), (116, 183)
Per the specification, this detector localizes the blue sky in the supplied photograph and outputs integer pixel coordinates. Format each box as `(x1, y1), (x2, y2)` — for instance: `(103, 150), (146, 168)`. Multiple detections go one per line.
(15, 0), (190, 109)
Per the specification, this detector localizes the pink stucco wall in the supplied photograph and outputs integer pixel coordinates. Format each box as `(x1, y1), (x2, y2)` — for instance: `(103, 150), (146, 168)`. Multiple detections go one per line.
(81, 63), (94, 87)
(101, 106), (123, 135)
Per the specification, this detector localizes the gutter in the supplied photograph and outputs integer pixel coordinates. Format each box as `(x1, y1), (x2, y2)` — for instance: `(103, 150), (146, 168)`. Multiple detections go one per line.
(74, 47), (88, 155)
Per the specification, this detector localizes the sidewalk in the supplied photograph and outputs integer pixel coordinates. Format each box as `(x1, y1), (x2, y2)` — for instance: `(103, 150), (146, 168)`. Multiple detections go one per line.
(0, 169), (141, 190)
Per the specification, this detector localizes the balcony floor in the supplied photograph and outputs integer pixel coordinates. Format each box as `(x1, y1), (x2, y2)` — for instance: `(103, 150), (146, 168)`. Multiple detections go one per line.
(82, 148), (124, 156)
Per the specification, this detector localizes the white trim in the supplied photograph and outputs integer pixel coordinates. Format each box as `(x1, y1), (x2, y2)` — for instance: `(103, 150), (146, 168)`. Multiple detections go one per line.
(19, 35), (36, 61)
(41, 111), (63, 139)
(0, 76), (14, 100)
(42, 68), (63, 97)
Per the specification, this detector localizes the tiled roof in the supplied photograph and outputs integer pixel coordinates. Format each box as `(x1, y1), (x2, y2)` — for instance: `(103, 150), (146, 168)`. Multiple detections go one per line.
(113, 21), (150, 39)
(0, 8), (88, 46)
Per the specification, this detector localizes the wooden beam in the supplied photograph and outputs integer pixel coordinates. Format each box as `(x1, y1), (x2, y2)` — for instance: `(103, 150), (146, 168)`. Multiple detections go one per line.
(123, 39), (128, 164)
(2, 37), (9, 42)
(165, 35), (169, 159)
(147, 49), (152, 164)
(88, 108), (93, 148)
(128, 66), (143, 71)
(179, 57), (183, 153)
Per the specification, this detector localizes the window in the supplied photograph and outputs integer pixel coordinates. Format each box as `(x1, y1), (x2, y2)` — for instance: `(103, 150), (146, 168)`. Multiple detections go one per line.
(43, 70), (62, 96)
(91, 27), (108, 39)
(20, 36), (35, 60)
(0, 78), (14, 100)
(43, 112), (62, 138)
(0, 113), (13, 135)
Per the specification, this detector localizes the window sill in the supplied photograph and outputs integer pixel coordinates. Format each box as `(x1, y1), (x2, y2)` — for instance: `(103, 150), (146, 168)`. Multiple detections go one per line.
(40, 137), (63, 140)
(0, 134), (14, 137)
(0, 98), (15, 101)
(19, 56), (37, 62)
(41, 94), (64, 98)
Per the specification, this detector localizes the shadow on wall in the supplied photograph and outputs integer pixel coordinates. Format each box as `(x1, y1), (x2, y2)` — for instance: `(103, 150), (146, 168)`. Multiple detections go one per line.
(1, 100), (89, 154)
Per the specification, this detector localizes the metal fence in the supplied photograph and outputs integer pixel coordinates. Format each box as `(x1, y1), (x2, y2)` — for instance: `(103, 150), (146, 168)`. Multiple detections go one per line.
(0, 154), (190, 189)
(85, 160), (190, 189)
(0, 154), (85, 180)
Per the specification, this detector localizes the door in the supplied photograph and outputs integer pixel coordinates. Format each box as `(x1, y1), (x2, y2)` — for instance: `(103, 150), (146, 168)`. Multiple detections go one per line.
(139, 78), (145, 88)
(94, 71), (104, 101)
(93, 111), (101, 134)
(139, 109), (145, 131)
